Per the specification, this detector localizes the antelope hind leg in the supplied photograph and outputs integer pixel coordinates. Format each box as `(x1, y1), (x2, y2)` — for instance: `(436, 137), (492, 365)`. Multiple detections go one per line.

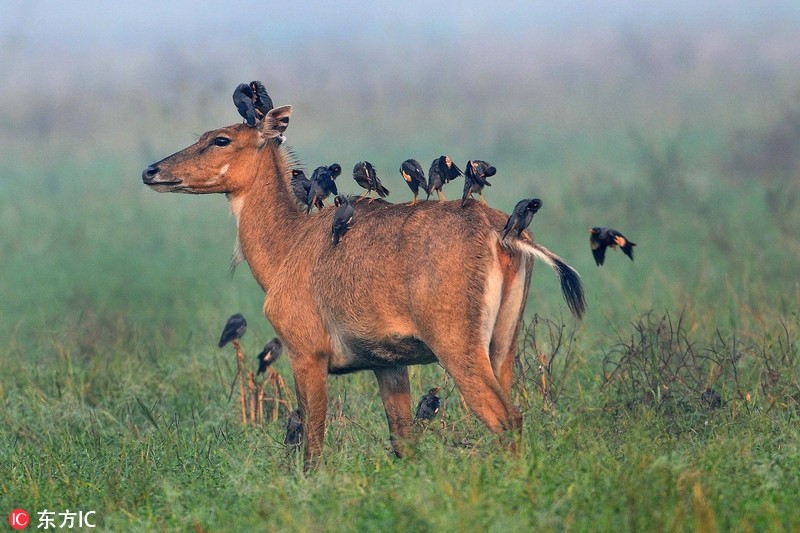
(373, 367), (414, 458)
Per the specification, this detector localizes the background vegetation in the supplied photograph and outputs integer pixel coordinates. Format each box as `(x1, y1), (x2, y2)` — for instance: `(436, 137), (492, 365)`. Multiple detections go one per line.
(1, 3), (799, 531)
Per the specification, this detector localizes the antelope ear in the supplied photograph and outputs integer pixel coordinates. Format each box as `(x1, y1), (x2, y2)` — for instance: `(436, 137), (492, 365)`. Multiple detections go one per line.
(258, 105), (292, 140)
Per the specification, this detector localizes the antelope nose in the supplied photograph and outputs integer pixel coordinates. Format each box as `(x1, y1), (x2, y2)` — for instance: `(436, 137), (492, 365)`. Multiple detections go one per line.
(142, 164), (159, 183)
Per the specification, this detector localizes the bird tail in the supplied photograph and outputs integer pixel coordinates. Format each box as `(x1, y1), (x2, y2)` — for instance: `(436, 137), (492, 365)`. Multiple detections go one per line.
(376, 184), (390, 198)
(502, 237), (586, 320)
(621, 241), (636, 261)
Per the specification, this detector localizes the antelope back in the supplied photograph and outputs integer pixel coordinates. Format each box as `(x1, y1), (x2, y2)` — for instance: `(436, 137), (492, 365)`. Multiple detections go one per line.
(142, 106), (292, 194)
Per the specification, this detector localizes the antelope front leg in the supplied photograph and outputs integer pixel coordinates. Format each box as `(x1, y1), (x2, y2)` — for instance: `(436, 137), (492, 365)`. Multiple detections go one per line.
(292, 355), (329, 468)
(373, 367), (413, 458)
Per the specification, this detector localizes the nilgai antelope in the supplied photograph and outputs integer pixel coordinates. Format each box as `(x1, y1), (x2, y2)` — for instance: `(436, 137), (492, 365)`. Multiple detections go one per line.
(142, 103), (586, 465)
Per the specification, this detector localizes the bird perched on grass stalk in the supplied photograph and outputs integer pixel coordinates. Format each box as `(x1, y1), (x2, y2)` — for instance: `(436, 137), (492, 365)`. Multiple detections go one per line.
(331, 195), (355, 246)
(353, 161), (390, 202)
(256, 338), (283, 375)
(232, 81), (274, 126)
(399, 159), (429, 205)
(415, 387), (441, 422)
(218, 313), (247, 348)
(589, 227), (636, 266)
(427, 155), (462, 201)
(502, 198), (543, 240)
(285, 409), (303, 446)
(461, 159), (496, 207)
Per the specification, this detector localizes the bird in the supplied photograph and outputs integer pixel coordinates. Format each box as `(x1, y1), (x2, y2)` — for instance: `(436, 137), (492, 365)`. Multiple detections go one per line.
(427, 155), (462, 201)
(461, 160), (497, 207)
(415, 387), (441, 422)
(502, 198), (543, 240)
(290, 169), (322, 211)
(331, 195), (355, 245)
(701, 388), (722, 409)
(218, 313), (247, 348)
(327, 163), (342, 180)
(589, 227), (636, 266)
(232, 81), (274, 127)
(256, 337), (283, 375)
(399, 159), (429, 205)
(306, 166), (339, 213)
(285, 409), (303, 446)
(352, 161), (390, 202)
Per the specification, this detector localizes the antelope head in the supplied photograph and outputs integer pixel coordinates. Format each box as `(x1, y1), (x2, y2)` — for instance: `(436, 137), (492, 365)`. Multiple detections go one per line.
(142, 105), (292, 195)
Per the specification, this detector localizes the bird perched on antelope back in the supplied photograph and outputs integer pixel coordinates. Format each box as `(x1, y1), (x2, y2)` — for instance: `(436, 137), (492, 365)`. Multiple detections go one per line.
(415, 387), (441, 422)
(306, 166), (339, 213)
(331, 195), (355, 246)
(256, 337), (283, 375)
(353, 161), (390, 202)
(290, 169), (321, 211)
(285, 409), (303, 446)
(427, 155), (462, 201)
(218, 313), (247, 348)
(461, 159), (496, 207)
(232, 81), (274, 126)
(327, 163), (342, 181)
(589, 227), (636, 266)
(399, 159), (429, 205)
(502, 198), (543, 240)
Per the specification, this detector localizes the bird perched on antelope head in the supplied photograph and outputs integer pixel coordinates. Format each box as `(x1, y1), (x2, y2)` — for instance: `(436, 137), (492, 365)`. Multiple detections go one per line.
(353, 161), (390, 202)
(461, 159), (496, 207)
(232, 81), (274, 126)
(400, 159), (429, 205)
(306, 166), (339, 213)
(331, 195), (355, 246)
(256, 337), (283, 375)
(415, 387), (441, 422)
(589, 227), (636, 266)
(218, 313), (247, 348)
(427, 155), (462, 201)
(502, 198), (543, 240)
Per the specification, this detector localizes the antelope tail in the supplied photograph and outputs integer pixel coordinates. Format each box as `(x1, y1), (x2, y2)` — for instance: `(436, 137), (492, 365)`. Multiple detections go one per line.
(503, 237), (587, 320)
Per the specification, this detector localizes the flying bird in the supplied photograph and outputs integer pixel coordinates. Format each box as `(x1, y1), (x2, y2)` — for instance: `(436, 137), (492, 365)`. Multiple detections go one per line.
(306, 166), (339, 213)
(352, 161), (390, 202)
(256, 338), (283, 375)
(218, 313), (247, 348)
(415, 387), (441, 422)
(399, 159), (429, 205)
(427, 155), (462, 201)
(285, 409), (303, 446)
(589, 227), (636, 266)
(461, 160), (496, 207)
(502, 198), (543, 240)
(331, 195), (355, 245)
(232, 81), (274, 126)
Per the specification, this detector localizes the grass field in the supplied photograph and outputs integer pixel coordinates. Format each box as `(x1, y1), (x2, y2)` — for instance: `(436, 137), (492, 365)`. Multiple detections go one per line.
(2, 22), (800, 532)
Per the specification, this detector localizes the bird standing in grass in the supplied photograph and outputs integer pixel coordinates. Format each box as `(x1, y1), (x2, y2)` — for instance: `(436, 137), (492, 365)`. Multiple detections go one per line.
(256, 338), (283, 375)
(353, 161), (390, 202)
(306, 166), (339, 213)
(427, 155), (462, 201)
(218, 313), (247, 348)
(285, 409), (303, 446)
(589, 227), (636, 266)
(232, 81), (274, 126)
(461, 159), (496, 206)
(400, 159), (429, 205)
(502, 198), (543, 240)
(331, 195), (355, 246)
(415, 387), (441, 422)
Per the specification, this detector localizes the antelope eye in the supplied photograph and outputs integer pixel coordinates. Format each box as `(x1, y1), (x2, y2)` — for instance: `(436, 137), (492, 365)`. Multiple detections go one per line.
(213, 136), (231, 147)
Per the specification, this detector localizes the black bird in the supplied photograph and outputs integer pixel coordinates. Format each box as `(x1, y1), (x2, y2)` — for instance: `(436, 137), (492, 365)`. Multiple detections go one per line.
(290, 169), (322, 211)
(327, 163), (342, 180)
(256, 337), (283, 375)
(285, 409), (303, 446)
(231, 81), (274, 126)
(589, 227), (636, 266)
(461, 159), (497, 207)
(415, 387), (441, 422)
(331, 195), (355, 245)
(701, 388), (722, 409)
(218, 313), (247, 348)
(502, 198), (543, 240)
(427, 155), (462, 201)
(352, 161), (390, 202)
(306, 166), (339, 213)
(399, 159), (429, 205)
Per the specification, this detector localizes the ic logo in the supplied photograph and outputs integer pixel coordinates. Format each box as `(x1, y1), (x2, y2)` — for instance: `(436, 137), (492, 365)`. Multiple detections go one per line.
(8, 509), (29, 530)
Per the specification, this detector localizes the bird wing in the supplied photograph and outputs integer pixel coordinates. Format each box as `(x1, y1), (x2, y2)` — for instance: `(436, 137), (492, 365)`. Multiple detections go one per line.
(592, 244), (607, 266)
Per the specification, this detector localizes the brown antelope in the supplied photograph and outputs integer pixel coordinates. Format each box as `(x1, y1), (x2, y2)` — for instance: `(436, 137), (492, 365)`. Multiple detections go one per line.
(142, 104), (586, 466)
